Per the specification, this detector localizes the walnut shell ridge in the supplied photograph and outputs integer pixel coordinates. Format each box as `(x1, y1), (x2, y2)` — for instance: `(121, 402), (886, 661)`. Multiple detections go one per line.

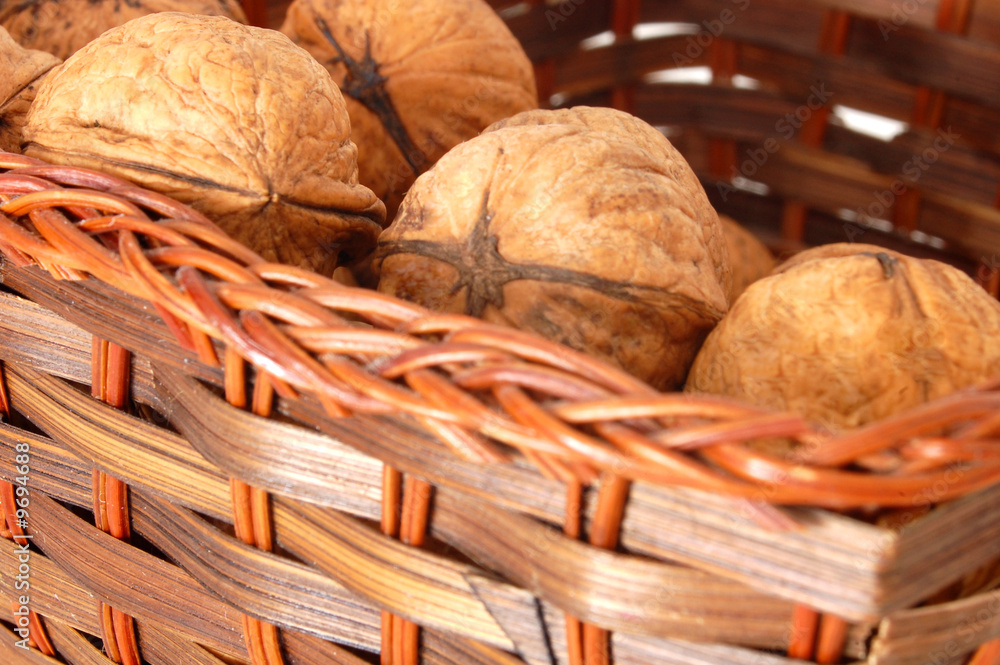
(281, 0), (538, 220)
(375, 116), (731, 390)
(686, 244), (1000, 430)
(23, 12), (385, 275)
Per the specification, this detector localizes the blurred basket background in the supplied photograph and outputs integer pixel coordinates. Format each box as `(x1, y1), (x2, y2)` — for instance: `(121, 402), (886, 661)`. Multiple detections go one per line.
(2, 1), (1000, 665)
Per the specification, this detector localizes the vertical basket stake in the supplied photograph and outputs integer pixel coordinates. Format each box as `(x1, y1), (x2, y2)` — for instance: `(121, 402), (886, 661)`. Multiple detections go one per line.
(582, 473), (631, 665)
(91, 338), (141, 665)
(224, 346), (286, 665)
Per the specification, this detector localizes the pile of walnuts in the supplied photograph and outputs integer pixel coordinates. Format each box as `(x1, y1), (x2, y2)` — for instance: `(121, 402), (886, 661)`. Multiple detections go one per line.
(2, 0), (998, 433)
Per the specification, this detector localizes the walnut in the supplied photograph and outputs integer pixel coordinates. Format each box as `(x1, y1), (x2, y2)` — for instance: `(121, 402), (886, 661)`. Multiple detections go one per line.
(0, 0), (246, 60)
(719, 215), (774, 303)
(23, 12), (385, 275)
(374, 110), (731, 390)
(280, 0), (538, 221)
(686, 244), (1000, 430)
(0, 26), (59, 153)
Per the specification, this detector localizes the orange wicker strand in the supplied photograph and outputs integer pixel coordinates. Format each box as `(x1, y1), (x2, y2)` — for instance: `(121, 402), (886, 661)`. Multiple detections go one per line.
(395, 476), (433, 665)
(787, 605), (820, 659)
(90, 338), (140, 665)
(225, 344), (285, 665)
(562, 479), (585, 665)
(381, 463), (403, 665)
(970, 638), (1000, 665)
(815, 614), (849, 663)
(583, 473), (631, 665)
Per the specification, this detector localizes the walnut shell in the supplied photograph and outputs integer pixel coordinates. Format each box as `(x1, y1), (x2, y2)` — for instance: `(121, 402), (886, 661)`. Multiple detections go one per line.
(0, 26), (59, 153)
(720, 215), (774, 303)
(374, 115), (731, 390)
(23, 12), (385, 275)
(0, 0), (246, 60)
(280, 0), (538, 220)
(486, 106), (732, 300)
(686, 244), (1000, 430)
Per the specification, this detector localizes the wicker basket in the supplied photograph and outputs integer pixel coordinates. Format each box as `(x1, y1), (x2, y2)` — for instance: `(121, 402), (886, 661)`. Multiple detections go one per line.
(3, 1), (1000, 664)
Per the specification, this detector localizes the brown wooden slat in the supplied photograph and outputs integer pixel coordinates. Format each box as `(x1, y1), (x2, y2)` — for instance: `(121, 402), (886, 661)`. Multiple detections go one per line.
(549, 35), (700, 98)
(808, 0), (937, 28)
(825, 125), (1000, 208)
(943, 96), (1000, 156)
(738, 42), (916, 123)
(749, 142), (1000, 260)
(918, 189), (1000, 270)
(282, 633), (371, 665)
(502, 0), (613, 62)
(23, 492), (248, 659)
(0, 624), (63, 665)
(133, 623), (239, 665)
(43, 620), (118, 665)
(871, 590), (1000, 665)
(641, 0), (828, 58)
(610, 631), (813, 665)
(968, 0), (1000, 44)
(431, 490), (795, 649)
(0, 538), (100, 637)
(847, 18), (1000, 108)
(131, 490), (383, 654)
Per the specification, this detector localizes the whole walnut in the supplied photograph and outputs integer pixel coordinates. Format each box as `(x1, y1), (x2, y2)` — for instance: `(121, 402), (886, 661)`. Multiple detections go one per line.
(719, 215), (774, 303)
(0, 0), (246, 60)
(0, 27), (58, 153)
(485, 106), (732, 300)
(23, 12), (385, 275)
(281, 0), (538, 220)
(686, 244), (1000, 430)
(374, 115), (731, 390)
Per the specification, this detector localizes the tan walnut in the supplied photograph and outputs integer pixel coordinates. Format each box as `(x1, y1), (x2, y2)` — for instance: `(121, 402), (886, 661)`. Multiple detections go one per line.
(0, 0), (246, 60)
(23, 12), (385, 275)
(280, 0), (538, 222)
(374, 109), (731, 391)
(686, 244), (1000, 430)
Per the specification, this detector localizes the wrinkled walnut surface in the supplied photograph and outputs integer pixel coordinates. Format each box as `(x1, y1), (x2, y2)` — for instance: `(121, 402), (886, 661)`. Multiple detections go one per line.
(486, 106), (732, 301)
(687, 244), (1000, 430)
(0, 26), (58, 153)
(375, 113), (731, 390)
(281, 0), (537, 220)
(24, 12), (385, 275)
(0, 0), (246, 60)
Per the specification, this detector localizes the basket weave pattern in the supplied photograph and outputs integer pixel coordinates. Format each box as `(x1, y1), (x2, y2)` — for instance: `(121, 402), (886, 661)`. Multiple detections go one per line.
(2, 1), (1000, 665)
